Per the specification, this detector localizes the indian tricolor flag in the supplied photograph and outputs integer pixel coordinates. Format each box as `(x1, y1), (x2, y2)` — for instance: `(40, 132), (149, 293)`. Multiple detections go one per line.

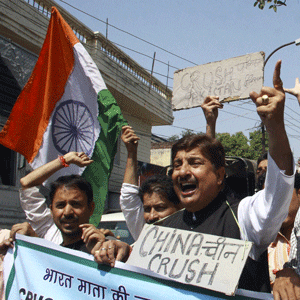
(0, 7), (127, 225)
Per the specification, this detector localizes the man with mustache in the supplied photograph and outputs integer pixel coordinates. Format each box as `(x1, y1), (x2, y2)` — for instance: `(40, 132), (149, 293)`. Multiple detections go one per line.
(157, 61), (295, 293)
(20, 152), (131, 266)
(120, 96), (225, 241)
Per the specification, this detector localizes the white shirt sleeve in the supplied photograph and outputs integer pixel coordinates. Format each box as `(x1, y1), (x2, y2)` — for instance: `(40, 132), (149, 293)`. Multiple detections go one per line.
(238, 153), (295, 260)
(120, 183), (145, 241)
(19, 187), (62, 244)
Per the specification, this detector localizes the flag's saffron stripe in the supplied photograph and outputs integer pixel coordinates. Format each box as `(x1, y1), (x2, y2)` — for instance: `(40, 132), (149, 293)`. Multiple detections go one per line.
(0, 7), (78, 163)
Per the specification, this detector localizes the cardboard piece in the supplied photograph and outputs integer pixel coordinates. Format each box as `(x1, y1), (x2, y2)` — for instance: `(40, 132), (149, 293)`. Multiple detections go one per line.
(127, 224), (253, 295)
(172, 52), (264, 110)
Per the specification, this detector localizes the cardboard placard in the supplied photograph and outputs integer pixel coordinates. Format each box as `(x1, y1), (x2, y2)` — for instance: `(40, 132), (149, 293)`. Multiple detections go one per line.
(172, 52), (264, 110)
(127, 224), (253, 295)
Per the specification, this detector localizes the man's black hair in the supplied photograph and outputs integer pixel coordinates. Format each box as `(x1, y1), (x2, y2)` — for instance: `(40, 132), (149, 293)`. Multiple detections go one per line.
(139, 174), (180, 205)
(49, 175), (93, 205)
(257, 152), (268, 167)
(171, 134), (225, 170)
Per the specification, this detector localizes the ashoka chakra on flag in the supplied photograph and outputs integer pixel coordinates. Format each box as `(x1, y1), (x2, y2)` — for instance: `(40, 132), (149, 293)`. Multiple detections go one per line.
(51, 99), (96, 155)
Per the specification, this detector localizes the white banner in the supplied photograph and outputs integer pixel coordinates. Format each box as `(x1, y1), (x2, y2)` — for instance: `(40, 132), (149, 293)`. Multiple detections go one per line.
(3, 234), (272, 300)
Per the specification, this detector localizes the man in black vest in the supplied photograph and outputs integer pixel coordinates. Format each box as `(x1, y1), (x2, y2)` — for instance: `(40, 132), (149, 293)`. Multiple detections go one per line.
(157, 60), (295, 293)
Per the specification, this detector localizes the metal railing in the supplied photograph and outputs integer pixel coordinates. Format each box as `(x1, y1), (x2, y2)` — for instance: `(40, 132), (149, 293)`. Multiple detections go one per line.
(25, 0), (172, 99)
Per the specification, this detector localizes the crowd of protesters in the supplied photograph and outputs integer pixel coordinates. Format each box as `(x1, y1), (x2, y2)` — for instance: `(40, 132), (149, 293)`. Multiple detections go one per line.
(1, 60), (300, 299)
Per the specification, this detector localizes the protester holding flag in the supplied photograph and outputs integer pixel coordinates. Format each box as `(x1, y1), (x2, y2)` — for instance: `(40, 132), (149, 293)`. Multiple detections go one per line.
(20, 151), (131, 265)
(19, 152), (92, 244)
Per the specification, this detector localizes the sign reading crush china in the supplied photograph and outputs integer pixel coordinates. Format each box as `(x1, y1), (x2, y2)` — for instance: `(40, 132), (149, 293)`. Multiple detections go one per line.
(127, 224), (252, 295)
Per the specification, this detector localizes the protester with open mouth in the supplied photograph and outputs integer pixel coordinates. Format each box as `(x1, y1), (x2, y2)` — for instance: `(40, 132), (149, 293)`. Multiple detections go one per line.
(156, 60), (295, 293)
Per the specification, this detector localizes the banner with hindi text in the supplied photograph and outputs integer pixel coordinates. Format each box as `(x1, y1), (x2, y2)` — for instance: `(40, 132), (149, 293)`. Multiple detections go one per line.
(3, 234), (272, 300)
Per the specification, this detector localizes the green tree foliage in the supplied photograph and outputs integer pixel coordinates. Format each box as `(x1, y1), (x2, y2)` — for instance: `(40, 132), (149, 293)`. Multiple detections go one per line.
(167, 129), (267, 160)
(254, 0), (287, 12)
(167, 134), (180, 142)
(167, 129), (203, 142)
(216, 130), (268, 160)
(216, 132), (252, 158)
(181, 129), (196, 137)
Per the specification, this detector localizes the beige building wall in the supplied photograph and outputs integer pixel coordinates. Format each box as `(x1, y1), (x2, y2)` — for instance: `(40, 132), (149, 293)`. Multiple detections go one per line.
(0, 0), (174, 220)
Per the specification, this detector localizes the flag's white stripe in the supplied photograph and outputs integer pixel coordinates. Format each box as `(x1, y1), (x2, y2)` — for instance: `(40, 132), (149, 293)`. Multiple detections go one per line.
(74, 43), (106, 92)
(31, 43), (103, 186)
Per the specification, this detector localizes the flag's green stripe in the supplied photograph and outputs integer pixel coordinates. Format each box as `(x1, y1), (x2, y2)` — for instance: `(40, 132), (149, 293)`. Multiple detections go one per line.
(83, 89), (127, 226)
(5, 244), (18, 299)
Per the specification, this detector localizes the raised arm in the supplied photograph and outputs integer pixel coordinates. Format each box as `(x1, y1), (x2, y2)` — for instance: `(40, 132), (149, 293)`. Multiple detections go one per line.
(120, 125), (144, 241)
(238, 61), (295, 261)
(284, 77), (300, 104)
(201, 96), (223, 138)
(121, 125), (140, 185)
(249, 60), (293, 175)
(20, 152), (93, 189)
